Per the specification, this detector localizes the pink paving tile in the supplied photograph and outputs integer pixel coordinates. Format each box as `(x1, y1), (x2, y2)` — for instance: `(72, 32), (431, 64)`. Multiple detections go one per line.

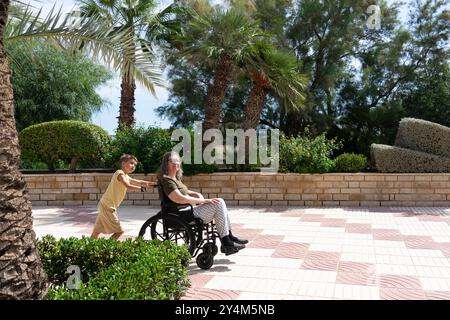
(345, 223), (372, 234)
(378, 275), (422, 290)
(181, 288), (241, 300)
(417, 215), (446, 222)
(320, 218), (347, 227)
(271, 242), (309, 259)
(403, 235), (434, 242)
(306, 251), (340, 261)
(230, 228), (263, 241)
(380, 288), (427, 300)
(424, 290), (450, 300)
(404, 240), (439, 250)
(338, 262), (375, 273)
(436, 243), (450, 258)
(299, 214), (326, 222)
(373, 234), (404, 241)
(301, 259), (339, 271)
(336, 272), (378, 286)
(188, 274), (214, 289)
(392, 211), (419, 217)
(372, 229), (404, 241)
(372, 228), (402, 236)
(247, 235), (284, 249)
(279, 209), (305, 217)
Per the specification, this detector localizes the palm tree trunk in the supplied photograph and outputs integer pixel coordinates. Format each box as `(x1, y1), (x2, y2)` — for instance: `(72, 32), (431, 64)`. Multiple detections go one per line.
(243, 81), (269, 167)
(118, 72), (136, 129)
(243, 82), (269, 130)
(0, 0), (48, 299)
(203, 55), (233, 133)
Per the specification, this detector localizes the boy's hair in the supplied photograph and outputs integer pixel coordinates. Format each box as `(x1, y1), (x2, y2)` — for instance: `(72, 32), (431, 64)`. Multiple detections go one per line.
(119, 154), (138, 166)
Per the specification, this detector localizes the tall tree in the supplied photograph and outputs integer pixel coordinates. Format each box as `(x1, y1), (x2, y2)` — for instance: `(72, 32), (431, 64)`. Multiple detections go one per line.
(175, 6), (268, 132)
(0, 1), (165, 299)
(285, 0), (399, 136)
(0, 0), (48, 299)
(243, 44), (307, 130)
(8, 40), (111, 131)
(78, 0), (178, 128)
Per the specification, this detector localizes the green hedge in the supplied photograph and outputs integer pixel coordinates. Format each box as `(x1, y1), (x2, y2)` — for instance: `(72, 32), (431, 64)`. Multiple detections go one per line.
(334, 153), (367, 172)
(37, 236), (191, 300)
(279, 129), (342, 173)
(19, 120), (111, 172)
(108, 126), (217, 175)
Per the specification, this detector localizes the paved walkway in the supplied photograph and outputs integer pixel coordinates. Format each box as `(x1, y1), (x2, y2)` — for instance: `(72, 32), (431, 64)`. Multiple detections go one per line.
(32, 206), (450, 300)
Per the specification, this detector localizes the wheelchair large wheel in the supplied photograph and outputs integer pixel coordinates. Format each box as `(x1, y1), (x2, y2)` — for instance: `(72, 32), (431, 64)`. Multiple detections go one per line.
(139, 214), (196, 255)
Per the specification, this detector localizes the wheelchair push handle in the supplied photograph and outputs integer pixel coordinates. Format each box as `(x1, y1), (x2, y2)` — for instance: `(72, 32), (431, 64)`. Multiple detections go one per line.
(140, 182), (159, 192)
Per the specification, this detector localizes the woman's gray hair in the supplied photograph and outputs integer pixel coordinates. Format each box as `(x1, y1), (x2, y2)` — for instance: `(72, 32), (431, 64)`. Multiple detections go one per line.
(159, 151), (183, 180)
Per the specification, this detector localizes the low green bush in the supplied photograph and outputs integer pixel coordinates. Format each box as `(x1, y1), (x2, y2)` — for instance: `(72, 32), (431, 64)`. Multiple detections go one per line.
(279, 128), (342, 173)
(19, 120), (111, 172)
(37, 236), (191, 300)
(334, 153), (367, 172)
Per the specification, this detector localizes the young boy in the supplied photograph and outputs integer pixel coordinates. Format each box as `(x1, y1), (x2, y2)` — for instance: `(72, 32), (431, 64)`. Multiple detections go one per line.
(91, 154), (155, 240)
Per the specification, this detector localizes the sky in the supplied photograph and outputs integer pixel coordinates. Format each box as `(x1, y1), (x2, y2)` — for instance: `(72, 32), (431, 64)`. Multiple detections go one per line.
(29, 0), (415, 134)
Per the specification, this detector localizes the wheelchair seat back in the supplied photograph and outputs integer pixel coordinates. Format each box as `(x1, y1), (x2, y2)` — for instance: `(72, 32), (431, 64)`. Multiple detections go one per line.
(157, 183), (197, 224)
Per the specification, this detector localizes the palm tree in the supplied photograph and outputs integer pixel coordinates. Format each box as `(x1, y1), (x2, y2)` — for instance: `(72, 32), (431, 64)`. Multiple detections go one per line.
(0, 1), (163, 299)
(78, 0), (179, 128)
(241, 44), (308, 166)
(0, 0), (48, 300)
(175, 7), (269, 133)
(243, 45), (308, 130)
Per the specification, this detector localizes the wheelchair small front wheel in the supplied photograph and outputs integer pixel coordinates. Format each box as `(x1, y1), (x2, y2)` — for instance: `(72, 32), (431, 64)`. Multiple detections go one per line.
(203, 243), (218, 256)
(196, 252), (214, 270)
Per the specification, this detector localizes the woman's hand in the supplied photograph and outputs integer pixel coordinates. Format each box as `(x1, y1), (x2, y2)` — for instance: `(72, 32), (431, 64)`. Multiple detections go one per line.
(204, 198), (221, 205)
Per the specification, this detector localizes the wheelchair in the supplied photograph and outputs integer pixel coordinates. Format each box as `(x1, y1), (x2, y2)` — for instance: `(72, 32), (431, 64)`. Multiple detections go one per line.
(138, 185), (220, 270)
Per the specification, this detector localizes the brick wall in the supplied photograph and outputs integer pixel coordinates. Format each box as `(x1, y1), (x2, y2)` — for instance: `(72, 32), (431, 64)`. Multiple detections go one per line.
(24, 173), (450, 207)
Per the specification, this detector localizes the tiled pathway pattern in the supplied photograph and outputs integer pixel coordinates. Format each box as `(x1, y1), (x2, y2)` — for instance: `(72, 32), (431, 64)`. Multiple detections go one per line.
(32, 206), (450, 300)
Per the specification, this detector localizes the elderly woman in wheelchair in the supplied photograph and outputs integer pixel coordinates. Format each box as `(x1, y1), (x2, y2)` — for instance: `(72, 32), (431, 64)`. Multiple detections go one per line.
(139, 151), (248, 269)
(158, 151), (247, 254)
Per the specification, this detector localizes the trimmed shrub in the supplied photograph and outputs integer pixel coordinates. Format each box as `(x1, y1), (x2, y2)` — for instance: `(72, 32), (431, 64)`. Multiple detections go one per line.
(279, 129), (342, 173)
(38, 236), (191, 300)
(333, 153), (367, 172)
(395, 118), (450, 158)
(109, 126), (218, 175)
(371, 143), (450, 173)
(108, 126), (174, 174)
(19, 120), (111, 172)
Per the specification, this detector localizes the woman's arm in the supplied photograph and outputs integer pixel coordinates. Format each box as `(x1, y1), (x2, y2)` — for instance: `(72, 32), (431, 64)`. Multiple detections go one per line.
(168, 190), (218, 205)
(187, 190), (204, 199)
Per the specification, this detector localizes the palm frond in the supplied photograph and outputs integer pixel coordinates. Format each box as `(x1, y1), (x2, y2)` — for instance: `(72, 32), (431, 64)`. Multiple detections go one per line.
(5, 3), (166, 94)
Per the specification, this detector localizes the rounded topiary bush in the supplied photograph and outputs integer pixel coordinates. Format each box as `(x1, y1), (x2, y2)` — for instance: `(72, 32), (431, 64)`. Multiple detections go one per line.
(334, 153), (367, 172)
(19, 120), (111, 172)
(395, 118), (450, 158)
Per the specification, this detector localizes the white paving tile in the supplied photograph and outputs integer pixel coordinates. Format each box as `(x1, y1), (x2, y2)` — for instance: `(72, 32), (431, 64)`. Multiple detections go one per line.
(419, 277), (450, 291)
(297, 282), (335, 298)
(334, 284), (380, 300)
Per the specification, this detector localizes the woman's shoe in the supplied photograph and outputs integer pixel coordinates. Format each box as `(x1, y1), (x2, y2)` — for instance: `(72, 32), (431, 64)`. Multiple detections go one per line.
(220, 243), (243, 256)
(229, 232), (249, 245)
(230, 236), (248, 245)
